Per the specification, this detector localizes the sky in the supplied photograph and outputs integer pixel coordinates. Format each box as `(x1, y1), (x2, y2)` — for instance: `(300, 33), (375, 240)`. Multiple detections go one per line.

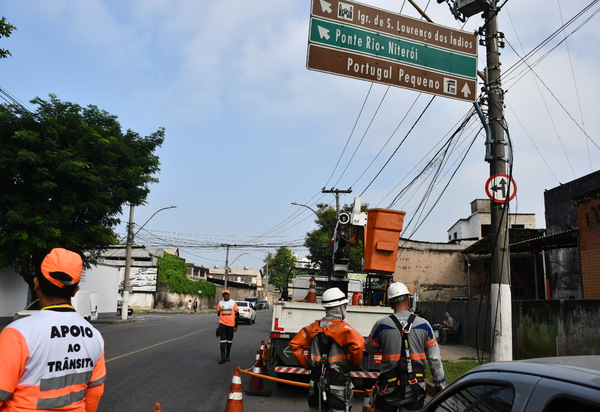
(2, 0), (599, 271)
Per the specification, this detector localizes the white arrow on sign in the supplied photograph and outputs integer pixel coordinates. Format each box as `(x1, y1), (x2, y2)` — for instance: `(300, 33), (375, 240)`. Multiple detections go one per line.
(319, 0), (333, 14)
(461, 83), (471, 98)
(485, 173), (517, 204)
(317, 25), (330, 40)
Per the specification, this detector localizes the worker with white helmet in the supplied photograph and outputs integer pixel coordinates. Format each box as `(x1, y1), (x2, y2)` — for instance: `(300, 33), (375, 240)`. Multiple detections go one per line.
(289, 287), (364, 412)
(365, 282), (446, 411)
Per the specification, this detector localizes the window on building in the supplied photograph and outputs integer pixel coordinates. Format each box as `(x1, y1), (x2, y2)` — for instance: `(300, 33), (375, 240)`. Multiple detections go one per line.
(481, 224), (491, 237)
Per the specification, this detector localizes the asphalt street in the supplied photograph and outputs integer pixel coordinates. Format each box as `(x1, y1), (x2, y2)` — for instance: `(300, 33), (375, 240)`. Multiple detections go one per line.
(95, 309), (308, 411)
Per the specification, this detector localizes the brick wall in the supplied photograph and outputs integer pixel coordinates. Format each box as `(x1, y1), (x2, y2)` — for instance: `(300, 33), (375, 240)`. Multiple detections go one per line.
(578, 194), (600, 298)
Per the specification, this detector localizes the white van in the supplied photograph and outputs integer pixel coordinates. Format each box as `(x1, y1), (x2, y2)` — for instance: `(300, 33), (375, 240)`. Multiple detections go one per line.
(72, 291), (99, 321)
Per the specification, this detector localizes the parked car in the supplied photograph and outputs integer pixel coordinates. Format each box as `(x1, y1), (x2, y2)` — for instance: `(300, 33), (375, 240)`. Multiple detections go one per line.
(257, 300), (269, 310)
(244, 296), (258, 309)
(236, 301), (256, 324)
(14, 299), (41, 319)
(422, 356), (600, 412)
(117, 300), (133, 316)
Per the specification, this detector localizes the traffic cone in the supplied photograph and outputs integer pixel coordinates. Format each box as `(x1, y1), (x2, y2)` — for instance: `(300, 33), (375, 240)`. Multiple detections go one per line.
(245, 349), (272, 397)
(259, 341), (269, 375)
(352, 292), (364, 305)
(362, 389), (374, 412)
(303, 276), (317, 303)
(153, 402), (162, 412)
(224, 367), (244, 411)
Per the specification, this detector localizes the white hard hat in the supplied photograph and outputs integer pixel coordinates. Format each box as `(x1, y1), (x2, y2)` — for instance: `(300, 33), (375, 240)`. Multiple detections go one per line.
(387, 282), (410, 300)
(321, 287), (349, 308)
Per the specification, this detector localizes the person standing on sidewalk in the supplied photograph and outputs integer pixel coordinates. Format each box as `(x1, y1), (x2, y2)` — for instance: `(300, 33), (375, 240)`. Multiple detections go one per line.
(289, 287), (364, 412)
(365, 282), (445, 412)
(216, 290), (239, 364)
(0, 248), (106, 411)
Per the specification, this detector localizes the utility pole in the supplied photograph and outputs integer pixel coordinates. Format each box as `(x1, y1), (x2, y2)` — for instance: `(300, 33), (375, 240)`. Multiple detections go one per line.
(322, 187), (352, 218)
(484, 1), (512, 361)
(223, 244), (230, 290)
(121, 204), (135, 320)
(121, 205), (176, 320)
(439, 0), (513, 360)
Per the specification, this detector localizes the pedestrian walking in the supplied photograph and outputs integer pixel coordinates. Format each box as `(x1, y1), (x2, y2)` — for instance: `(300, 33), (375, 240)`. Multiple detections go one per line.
(289, 287), (364, 412)
(216, 290), (239, 364)
(0, 248), (107, 411)
(192, 298), (198, 314)
(365, 282), (445, 411)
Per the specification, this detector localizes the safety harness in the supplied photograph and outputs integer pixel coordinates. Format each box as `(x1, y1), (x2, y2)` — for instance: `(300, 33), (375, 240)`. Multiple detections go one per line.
(374, 314), (425, 401)
(309, 331), (350, 412)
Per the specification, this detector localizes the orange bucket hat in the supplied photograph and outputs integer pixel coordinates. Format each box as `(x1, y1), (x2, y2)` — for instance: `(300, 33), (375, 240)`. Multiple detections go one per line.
(40, 248), (83, 288)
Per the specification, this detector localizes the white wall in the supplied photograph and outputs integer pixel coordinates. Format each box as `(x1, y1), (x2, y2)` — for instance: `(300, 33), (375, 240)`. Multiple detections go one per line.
(0, 268), (30, 317)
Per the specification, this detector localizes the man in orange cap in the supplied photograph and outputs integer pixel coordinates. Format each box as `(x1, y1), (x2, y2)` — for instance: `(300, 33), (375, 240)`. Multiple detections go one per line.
(216, 290), (239, 364)
(0, 248), (106, 411)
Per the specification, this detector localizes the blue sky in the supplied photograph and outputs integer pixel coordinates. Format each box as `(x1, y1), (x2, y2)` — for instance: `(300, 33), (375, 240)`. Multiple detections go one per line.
(2, 0), (599, 270)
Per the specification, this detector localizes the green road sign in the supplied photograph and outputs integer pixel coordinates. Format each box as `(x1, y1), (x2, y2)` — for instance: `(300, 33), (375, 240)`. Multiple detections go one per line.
(309, 17), (476, 78)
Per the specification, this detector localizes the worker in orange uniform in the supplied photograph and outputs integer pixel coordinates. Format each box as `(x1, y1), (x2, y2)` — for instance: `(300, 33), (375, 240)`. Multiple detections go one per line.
(216, 290), (239, 364)
(0, 248), (106, 411)
(289, 287), (364, 412)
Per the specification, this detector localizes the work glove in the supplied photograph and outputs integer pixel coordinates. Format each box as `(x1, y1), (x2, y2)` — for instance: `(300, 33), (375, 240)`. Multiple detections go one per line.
(434, 383), (446, 394)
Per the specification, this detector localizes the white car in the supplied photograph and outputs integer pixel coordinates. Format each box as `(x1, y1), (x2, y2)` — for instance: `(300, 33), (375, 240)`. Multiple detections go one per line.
(236, 301), (256, 324)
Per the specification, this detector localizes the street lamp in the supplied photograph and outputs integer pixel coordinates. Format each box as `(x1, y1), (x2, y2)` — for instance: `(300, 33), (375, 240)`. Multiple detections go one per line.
(291, 202), (331, 231)
(121, 205), (176, 320)
(224, 252), (250, 290)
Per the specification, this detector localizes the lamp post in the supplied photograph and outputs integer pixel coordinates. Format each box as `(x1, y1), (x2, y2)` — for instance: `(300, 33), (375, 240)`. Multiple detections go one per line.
(223, 251), (250, 290)
(291, 202), (331, 232)
(121, 204), (176, 320)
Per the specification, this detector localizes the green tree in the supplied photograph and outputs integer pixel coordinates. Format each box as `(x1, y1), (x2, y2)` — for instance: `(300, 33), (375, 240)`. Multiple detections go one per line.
(0, 17), (16, 59)
(0, 95), (164, 289)
(264, 246), (295, 291)
(157, 253), (215, 296)
(304, 203), (365, 274)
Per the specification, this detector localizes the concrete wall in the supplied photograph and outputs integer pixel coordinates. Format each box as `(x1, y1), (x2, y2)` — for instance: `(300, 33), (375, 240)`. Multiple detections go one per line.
(155, 286), (215, 311)
(394, 239), (480, 301)
(418, 299), (600, 359)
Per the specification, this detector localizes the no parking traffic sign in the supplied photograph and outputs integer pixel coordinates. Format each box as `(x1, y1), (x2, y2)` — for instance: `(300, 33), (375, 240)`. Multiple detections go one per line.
(485, 174), (517, 203)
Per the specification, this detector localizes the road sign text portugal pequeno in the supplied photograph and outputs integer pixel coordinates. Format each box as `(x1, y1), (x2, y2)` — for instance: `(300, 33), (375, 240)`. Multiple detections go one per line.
(307, 0), (478, 102)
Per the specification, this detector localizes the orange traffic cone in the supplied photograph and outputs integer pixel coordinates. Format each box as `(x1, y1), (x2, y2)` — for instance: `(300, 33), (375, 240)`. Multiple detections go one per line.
(224, 367), (244, 411)
(245, 349), (272, 397)
(362, 389), (374, 412)
(259, 341), (269, 375)
(153, 402), (162, 411)
(303, 276), (317, 303)
(352, 292), (364, 305)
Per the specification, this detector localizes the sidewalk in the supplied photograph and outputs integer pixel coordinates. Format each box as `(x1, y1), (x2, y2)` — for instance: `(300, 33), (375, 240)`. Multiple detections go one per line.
(439, 342), (488, 361)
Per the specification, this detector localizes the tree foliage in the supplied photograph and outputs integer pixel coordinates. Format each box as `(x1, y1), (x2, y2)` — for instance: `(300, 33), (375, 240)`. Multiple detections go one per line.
(0, 95), (164, 288)
(264, 246), (295, 291)
(304, 203), (366, 274)
(157, 253), (215, 296)
(0, 17), (15, 59)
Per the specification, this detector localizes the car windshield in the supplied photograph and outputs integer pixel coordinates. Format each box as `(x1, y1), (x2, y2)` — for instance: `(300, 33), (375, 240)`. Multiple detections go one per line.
(237, 301), (248, 307)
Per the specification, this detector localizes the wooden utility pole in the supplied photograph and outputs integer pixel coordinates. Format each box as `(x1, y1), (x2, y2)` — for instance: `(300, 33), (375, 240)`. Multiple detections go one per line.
(485, 2), (513, 361)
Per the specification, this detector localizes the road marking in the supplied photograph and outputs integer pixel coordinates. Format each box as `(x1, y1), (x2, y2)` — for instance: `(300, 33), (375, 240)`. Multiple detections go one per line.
(106, 330), (207, 363)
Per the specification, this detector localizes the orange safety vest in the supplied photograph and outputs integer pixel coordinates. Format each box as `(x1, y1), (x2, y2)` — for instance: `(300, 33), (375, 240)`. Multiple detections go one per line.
(217, 300), (239, 327)
(0, 307), (106, 411)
